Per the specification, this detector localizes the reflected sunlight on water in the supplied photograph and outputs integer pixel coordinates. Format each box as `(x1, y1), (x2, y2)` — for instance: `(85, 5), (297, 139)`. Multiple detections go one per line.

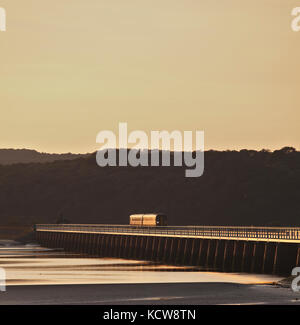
(0, 240), (283, 286)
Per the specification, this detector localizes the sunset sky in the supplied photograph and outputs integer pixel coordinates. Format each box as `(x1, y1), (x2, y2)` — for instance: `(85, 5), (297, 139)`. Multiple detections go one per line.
(0, 0), (299, 153)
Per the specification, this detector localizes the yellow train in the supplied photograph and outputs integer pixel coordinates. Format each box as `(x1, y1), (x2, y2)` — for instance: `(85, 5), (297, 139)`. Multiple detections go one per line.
(129, 214), (168, 226)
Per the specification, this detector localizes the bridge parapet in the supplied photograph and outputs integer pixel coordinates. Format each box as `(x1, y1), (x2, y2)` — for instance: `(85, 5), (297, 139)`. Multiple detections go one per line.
(35, 224), (300, 243)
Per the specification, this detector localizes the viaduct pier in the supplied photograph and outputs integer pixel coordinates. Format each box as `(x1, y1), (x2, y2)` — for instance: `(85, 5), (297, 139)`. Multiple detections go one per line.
(35, 224), (300, 275)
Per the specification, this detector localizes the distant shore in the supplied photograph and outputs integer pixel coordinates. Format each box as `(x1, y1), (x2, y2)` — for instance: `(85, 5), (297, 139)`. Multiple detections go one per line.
(0, 226), (33, 241)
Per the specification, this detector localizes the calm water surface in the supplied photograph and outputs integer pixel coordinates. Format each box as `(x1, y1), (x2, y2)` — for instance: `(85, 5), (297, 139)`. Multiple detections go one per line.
(0, 240), (283, 286)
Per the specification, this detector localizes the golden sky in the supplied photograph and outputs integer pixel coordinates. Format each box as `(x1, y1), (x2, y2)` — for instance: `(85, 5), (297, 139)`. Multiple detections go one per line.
(0, 0), (299, 153)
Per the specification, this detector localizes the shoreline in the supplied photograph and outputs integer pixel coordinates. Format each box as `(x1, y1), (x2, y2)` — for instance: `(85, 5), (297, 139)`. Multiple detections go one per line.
(5, 278), (280, 287)
(0, 241), (296, 305)
(0, 282), (298, 305)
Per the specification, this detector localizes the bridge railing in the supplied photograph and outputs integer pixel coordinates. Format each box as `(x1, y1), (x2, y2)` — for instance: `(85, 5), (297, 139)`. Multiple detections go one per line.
(35, 224), (300, 241)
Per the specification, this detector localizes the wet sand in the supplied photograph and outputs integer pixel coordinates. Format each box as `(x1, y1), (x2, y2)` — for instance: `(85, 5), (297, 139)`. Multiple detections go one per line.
(0, 282), (299, 305)
(0, 241), (298, 305)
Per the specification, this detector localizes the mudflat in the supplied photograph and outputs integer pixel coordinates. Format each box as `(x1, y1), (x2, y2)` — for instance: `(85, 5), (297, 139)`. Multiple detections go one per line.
(0, 282), (299, 305)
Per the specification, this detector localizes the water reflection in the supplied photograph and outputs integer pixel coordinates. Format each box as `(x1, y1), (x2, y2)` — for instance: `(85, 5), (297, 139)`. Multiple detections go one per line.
(0, 240), (283, 286)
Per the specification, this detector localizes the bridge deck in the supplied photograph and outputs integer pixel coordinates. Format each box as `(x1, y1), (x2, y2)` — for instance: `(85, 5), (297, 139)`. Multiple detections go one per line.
(35, 224), (300, 244)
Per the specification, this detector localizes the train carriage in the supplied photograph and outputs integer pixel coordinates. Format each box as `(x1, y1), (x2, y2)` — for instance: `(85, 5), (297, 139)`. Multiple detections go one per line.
(129, 214), (167, 226)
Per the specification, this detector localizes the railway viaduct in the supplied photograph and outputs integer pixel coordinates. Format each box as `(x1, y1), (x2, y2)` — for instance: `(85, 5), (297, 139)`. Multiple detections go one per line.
(35, 224), (300, 275)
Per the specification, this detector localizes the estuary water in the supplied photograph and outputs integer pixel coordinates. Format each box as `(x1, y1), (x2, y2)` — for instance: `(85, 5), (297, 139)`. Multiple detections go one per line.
(0, 240), (283, 286)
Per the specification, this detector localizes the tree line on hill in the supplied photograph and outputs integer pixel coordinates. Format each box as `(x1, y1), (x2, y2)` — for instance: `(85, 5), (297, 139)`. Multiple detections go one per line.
(0, 147), (299, 227)
(0, 149), (87, 165)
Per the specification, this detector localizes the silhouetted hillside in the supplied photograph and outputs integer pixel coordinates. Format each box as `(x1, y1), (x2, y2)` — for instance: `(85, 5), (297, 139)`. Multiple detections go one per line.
(0, 149), (88, 165)
(0, 147), (299, 227)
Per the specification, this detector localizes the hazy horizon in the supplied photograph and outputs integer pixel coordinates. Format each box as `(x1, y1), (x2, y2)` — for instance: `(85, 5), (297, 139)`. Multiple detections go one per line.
(0, 145), (297, 155)
(1, 0), (300, 153)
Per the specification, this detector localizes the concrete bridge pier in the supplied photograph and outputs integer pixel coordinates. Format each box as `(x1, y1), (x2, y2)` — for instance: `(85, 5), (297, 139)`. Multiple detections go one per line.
(44, 231), (52, 247)
(155, 237), (163, 262)
(95, 235), (102, 256)
(129, 236), (136, 259)
(90, 234), (97, 256)
(106, 235), (113, 257)
(167, 238), (176, 264)
(52, 232), (59, 248)
(134, 235), (141, 260)
(104, 234), (110, 257)
(141, 236), (149, 261)
(174, 238), (184, 265)
(122, 235), (129, 259)
(125, 236), (132, 259)
(124, 235), (131, 259)
(161, 238), (171, 264)
(121, 236), (129, 259)
(116, 235), (122, 258)
(62, 233), (69, 251)
(150, 237), (158, 261)
(95, 234), (102, 256)
(68, 233), (75, 252)
(61, 233), (67, 251)
(181, 239), (190, 265)
(107, 234), (114, 257)
(157, 237), (166, 263)
(57, 232), (63, 248)
(85, 233), (92, 255)
(213, 240), (225, 270)
(114, 235), (120, 257)
(183, 239), (193, 266)
(188, 238), (197, 265)
(231, 241), (244, 272)
(131, 236), (139, 260)
(86, 233), (94, 255)
(250, 242), (265, 273)
(93, 234), (101, 256)
(110, 235), (116, 257)
(72, 233), (78, 252)
(240, 242), (252, 272)
(115, 235), (122, 258)
(195, 239), (204, 266)
(222, 241), (234, 272)
(196, 239), (206, 267)
(205, 239), (217, 269)
(144, 236), (152, 261)
(109, 235), (117, 257)
(145, 236), (153, 261)
(76, 233), (84, 254)
(43, 231), (51, 247)
(96, 234), (103, 256)
(116, 235), (123, 258)
(98, 235), (106, 257)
